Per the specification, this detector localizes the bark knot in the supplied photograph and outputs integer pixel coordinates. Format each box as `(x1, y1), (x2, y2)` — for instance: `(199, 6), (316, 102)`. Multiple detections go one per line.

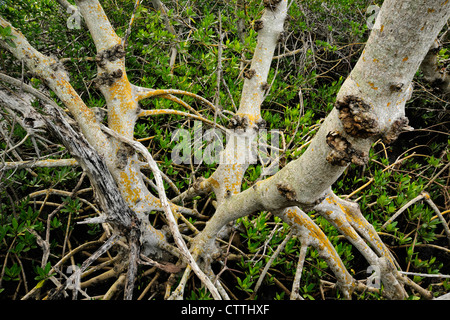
(96, 44), (126, 68)
(261, 82), (270, 92)
(253, 19), (264, 32)
(256, 118), (267, 129)
(264, 0), (282, 11)
(49, 58), (70, 82)
(115, 144), (134, 170)
(389, 83), (404, 92)
(335, 95), (379, 138)
(228, 114), (250, 130)
(94, 69), (123, 87)
(276, 183), (297, 202)
(277, 31), (286, 44)
(193, 177), (205, 190)
(382, 116), (412, 144)
(243, 68), (256, 80)
(326, 131), (368, 166)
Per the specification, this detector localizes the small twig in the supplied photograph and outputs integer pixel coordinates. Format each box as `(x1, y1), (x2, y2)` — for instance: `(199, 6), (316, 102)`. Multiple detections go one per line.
(291, 241), (308, 300)
(134, 88), (221, 116)
(345, 153), (421, 199)
(138, 108), (227, 132)
(253, 231), (292, 296)
(123, 0), (141, 50)
(137, 272), (160, 300)
(424, 161), (450, 190)
(400, 271), (450, 279)
(151, 0), (179, 71)
(5, 133), (29, 153)
(48, 235), (119, 300)
(214, 10), (224, 126)
(103, 273), (126, 300)
(406, 210), (423, 272)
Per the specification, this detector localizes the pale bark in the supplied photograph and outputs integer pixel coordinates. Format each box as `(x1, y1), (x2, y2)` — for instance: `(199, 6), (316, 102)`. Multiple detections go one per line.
(187, 0), (450, 299)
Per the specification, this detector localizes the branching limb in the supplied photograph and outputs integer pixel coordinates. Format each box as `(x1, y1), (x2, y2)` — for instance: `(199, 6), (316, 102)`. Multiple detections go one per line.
(314, 190), (408, 299)
(100, 125), (222, 300)
(133, 85), (203, 116)
(134, 87), (221, 115)
(138, 109), (227, 132)
(151, 0), (179, 71)
(290, 242), (308, 300)
(0, 17), (108, 154)
(276, 207), (356, 299)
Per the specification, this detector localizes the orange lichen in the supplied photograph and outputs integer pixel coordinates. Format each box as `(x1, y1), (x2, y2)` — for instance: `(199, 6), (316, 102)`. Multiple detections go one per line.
(119, 170), (141, 205)
(209, 177), (220, 189)
(368, 81), (378, 90)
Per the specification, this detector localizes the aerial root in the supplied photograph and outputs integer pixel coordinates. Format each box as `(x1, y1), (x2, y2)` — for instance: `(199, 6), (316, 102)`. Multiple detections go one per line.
(276, 207), (356, 299)
(315, 190), (436, 299)
(314, 191), (409, 299)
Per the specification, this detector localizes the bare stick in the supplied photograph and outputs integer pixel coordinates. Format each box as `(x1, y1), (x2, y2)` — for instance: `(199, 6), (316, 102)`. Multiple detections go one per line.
(138, 109), (227, 132)
(423, 193), (450, 246)
(291, 241), (308, 300)
(400, 271), (450, 279)
(123, 0), (141, 49)
(253, 231), (292, 295)
(381, 193), (427, 229)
